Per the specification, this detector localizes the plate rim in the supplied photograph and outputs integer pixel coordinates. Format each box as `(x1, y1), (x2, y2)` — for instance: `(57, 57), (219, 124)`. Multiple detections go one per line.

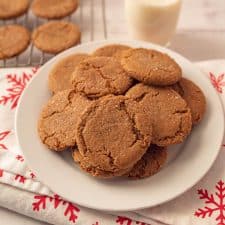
(15, 39), (225, 211)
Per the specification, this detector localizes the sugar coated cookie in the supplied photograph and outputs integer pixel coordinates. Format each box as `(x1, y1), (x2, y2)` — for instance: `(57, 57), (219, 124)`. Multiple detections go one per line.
(31, 0), (78, 19)
(126, 83), (192, 146)
(71, 57), (133, 98)
(127, 145), (167, 179)
(0, 25), (30, 59)
(38, 90), (91, 151)
(75, 95), (152, 176)
(48, 53), (89, 94)
(172, 78), (206, 125)
(121, 48), (182, 86)
(32, 21), (81, 54)
(0, 0), (29, 19)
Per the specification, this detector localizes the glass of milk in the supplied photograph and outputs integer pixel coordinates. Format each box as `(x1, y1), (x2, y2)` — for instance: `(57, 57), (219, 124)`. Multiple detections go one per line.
(125, 0), (182, 46)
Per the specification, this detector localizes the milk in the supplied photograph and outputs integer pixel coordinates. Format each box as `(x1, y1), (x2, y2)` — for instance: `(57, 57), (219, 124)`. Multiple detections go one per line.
(125, 0), (181, 45)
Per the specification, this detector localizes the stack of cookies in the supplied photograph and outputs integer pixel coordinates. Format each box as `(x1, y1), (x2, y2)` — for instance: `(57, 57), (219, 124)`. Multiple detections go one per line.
(0, 0), (80, 60)
(38, 44), (206, 179)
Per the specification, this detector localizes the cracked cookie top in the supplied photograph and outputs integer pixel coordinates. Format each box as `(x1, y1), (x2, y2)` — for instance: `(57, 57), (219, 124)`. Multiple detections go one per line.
(38, 90), (91, 151)
(92, 44), (132, 58)
(48, 53), (89, 94)
(127, 145), (167, 179)
(75, 95), (152, 175)
(72, 150), (133, 178)
(71, 56), (133, 98)
(121, 48), (182, 86)
(172, 78), (206, 125)
(126, 83), (192, 146)
(32, 21), (81, 54)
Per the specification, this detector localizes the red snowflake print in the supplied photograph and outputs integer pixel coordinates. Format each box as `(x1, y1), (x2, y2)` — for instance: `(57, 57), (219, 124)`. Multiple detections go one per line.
(49, 194), (63, 208)
(210, 72), (225, 94)
(0, 130), (10, 150)
(0, 169), (3, 177)
(33, 195), (48, 211)
(63, 201), (80, 223)
(116, 216), (147, 225)
(195, 180), (225, 225)
(31, 66), (39, 74)
(32, 194), (80, 223)
(30, 171), (36, 179)
(15, 174), (26, 183)
(0, 69), (37, 110)
(16, 155), (24, 162)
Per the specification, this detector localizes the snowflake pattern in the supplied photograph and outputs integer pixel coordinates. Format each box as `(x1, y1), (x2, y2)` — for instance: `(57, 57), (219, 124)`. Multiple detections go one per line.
(15, 174), (26, 183)
(0, 130), (10, 150)
(0, 68), (38, 110)
(1, 66), (225, 224)
(16, 155), (24, 162)
(33, 195), (48, 211)
(116, 216), (147, 225)
(32, 194), (80, 223)
(30, 171), (36, 179)
(210, 72), (225, 93)
(195, 180), (225, 225)
(0, 168), (3, 177)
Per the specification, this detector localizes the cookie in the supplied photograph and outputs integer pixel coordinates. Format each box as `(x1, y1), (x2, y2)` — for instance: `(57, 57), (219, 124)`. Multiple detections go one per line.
(126, 84), (192, 146)
(32, 21), (81, 54)
(0, 0), (29, 19)
(38, 90), (91, 151)
(31, 0), (78, 19)
(127, 145), (167, 179)
(48, 53), (89, 94)
(71, 56), (133, 98)
(172, 78), (206, 125)
(121, 48), (182, 86)
(0, 25), (30, 60)
(73, 150), (132, 178)
(75, 95), (152, 176)
(93, 44), (131, 58)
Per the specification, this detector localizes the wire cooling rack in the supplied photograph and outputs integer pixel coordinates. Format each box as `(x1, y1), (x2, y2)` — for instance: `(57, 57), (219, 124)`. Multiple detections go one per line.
(0, 0), (107, 68)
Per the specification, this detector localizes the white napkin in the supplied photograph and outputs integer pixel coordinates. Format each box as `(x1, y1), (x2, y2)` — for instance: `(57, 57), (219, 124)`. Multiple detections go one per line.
(0, 60), (225, 225)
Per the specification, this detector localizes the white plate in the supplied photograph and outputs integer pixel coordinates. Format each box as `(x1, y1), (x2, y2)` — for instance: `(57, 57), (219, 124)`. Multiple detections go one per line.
(15, 40), (224, 211)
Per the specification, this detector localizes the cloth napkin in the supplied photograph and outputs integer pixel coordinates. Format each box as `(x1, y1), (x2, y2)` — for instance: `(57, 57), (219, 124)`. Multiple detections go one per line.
(0, 59), (225, 225)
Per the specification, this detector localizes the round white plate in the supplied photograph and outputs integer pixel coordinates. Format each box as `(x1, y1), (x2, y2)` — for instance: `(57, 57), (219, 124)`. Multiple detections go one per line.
(15, 40), (224, 211)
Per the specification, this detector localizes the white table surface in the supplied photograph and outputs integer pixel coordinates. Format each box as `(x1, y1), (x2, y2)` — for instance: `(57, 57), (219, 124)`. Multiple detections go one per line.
(1, 0), (224, 224)
(105, 0), (225, 61)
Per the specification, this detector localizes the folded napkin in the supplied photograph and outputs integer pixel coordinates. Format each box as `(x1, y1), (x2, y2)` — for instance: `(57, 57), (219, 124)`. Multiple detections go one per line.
(0, 60), (225, 225)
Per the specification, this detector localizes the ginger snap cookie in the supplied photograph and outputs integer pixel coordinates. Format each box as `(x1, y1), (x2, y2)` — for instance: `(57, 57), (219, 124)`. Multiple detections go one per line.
(172, 78), (206, 125)
(93, 44), (132, 58)
(49, 53), (89, 94)
(71, 56), (133, 98)
(0, 0), (29, 19)
(121, 48), (182, 86)
(127, 145), (167, 179)
(75, 95), (152, 177)
(126, 84), (192, 146)
(73, 150), (132, 178)
(0, 25), (30, 60)
(38, 90), (91, 151)
(31, 0), (78, 19)
(32, 21), (81, 54)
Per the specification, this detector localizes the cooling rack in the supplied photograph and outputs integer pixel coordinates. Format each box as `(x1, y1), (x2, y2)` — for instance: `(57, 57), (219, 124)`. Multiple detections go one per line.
(0, 0), (107, 68)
